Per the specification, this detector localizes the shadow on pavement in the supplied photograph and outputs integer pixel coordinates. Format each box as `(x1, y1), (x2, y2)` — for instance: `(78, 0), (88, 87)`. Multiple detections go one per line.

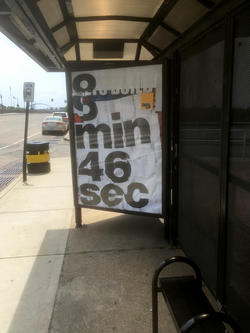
(7, 214), (185, 333)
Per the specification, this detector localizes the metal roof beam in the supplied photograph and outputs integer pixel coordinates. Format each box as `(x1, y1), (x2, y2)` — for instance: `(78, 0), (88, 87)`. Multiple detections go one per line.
(78, 38), (139, 43)
(51, 16), (151, 33)
(135, 43), (142, 61)
(157, 0), (245, 59)
(74, 16), (152, 22)
(0, 11), (11, 15)
(160, 22), (181, 37)
(58, 0), (80, 60)
(60, 39), (77, 53)
(139, 0), (179, 42)
(0, 20), (58, 71)
(66, 60), (160, 71)
(51, 20), (69, 33)
(141, 40), (161, 57)
(197, 0), (215, 9)
(3, 0), (65, 69)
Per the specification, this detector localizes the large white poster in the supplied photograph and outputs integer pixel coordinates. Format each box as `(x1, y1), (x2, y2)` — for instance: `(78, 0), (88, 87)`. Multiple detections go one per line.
(71, 64), (162, 214)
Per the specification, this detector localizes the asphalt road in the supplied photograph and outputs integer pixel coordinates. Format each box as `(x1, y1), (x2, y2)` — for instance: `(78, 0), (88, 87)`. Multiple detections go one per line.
(0, 112), (70, 171)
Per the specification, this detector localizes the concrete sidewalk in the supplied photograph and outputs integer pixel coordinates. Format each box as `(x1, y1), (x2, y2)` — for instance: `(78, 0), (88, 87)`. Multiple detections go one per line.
(0, 157), (73, 333)
(49, 212), (183, 333)
(0, 155), (183, 333)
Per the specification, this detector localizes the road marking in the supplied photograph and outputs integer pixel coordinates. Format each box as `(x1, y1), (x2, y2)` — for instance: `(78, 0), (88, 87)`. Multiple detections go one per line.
(0, 113), (22, 116)
(0, 132), (40, 151)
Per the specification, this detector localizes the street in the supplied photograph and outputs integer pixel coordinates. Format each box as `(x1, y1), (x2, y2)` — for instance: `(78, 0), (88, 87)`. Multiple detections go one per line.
(0, 112), (70, 190)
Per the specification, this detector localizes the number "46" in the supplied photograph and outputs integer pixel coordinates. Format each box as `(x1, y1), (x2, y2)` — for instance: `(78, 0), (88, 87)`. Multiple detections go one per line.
(79, 151), (131, 183)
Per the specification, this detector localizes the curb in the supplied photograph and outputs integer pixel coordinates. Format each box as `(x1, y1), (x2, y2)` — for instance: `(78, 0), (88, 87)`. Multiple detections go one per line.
(0, 174), (22, 199)
(0, 113), (21, 116)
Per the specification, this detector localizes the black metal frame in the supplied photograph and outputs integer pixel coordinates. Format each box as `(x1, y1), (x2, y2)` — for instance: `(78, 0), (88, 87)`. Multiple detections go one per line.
(152, 256), (202, 333)
(66, 60), (160, 71)
(65, 69), (82, 227)
(2, 0), (232, 72)
(168, 51), (180, 245)
(216, 14), (234, 304)
(152, 256), (242, 333)
(180, 312), (241, 333)
(163, 58), (172, 241)
(21, 0), (66, 69)
(66, 60), (168, 227)
(161, 59), (168, 237)
(159, 0), (247, 59)
(166, 0), (248, 318)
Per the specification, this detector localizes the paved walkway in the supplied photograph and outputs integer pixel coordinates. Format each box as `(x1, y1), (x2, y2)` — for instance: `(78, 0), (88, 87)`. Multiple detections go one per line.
(0, 155), (183, 333)
(0, 157), (73, 333)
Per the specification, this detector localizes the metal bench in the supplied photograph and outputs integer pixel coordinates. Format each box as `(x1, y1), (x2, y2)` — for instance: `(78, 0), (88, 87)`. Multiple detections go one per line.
(152, 256), (240, 333)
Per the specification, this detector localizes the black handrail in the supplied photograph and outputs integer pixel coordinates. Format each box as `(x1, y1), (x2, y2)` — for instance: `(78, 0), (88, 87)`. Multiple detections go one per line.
(180, 312), (241, 333)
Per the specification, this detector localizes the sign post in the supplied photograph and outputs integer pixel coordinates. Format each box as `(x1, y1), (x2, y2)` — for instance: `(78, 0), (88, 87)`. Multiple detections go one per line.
(22, 82), (35, 183)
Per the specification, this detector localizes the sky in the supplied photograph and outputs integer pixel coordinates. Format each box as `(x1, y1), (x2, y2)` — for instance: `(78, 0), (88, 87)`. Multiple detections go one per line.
(0, 32), (67, 109)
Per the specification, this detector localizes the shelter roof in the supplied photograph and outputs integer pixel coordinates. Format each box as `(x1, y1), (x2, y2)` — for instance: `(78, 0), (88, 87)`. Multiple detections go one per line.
(0, 0), (223, 71)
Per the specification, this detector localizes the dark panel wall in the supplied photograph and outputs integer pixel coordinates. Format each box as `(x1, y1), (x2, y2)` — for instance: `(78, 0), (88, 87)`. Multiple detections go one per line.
(178, 26), (224, 294)
(175, 4), (250, 332)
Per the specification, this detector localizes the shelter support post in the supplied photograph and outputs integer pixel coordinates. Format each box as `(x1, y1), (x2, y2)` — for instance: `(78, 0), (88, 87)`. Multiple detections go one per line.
(65, 69), (83, 228)
(75, 206), (82, 228)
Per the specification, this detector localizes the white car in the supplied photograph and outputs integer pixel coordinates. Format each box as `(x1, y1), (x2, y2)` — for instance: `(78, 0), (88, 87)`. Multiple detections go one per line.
(52, 111), (69, 129)
(42, 116), (68, 134)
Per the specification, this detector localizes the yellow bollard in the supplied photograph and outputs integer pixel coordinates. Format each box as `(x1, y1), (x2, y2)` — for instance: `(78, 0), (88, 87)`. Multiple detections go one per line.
(26, 141), (50, 173)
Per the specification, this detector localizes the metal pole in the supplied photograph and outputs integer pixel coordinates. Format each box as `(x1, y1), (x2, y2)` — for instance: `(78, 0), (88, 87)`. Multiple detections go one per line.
(22, 101), (30, 183)
(65, 69), (83, 227)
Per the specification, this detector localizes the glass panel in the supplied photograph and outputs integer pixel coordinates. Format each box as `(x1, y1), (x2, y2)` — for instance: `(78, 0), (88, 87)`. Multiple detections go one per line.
(38, 0), (63, 29)
(178, 27), (224, 294)
(226, 8), (250, 333)
(119, 43), (137, 60)
(139, 46), (153, 60)
(79, 43), (93, 60)
(148, 26), (176, 50)
(164, 0), (208, 33)
(53, 27), (70, 48)
(76, 21), (148, 39)
(64, 46), (76, 61)
(72, 0), (162, 18)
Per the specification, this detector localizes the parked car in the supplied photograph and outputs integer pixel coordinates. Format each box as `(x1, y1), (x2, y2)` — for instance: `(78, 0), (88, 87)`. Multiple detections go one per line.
(52, 111), (69, 129)
(42, 116), (68, 134)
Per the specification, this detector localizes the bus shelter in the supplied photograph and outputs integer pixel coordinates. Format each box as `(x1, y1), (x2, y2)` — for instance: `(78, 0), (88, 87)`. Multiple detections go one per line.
(0, 0), (249, 332)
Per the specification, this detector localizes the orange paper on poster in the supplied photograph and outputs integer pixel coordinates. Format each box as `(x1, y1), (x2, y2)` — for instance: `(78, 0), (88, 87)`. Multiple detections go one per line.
(140, 91), (155, 111)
